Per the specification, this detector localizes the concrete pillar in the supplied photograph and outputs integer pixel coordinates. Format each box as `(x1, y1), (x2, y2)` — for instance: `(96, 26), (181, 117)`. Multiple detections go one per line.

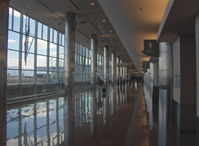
(104, 46), (109, 85)
(64, 12), (76, 146)
(158, 42), (173, 146)
(0, 0), (9, 146)
(158, 42), (173, 88)
(172, 36), (196, 131)
(111, 52), (116, 83)
(150, 58), (159, 125)
(111, 52), (116, 115)
(158, 42), (173, 124)
(120, 59), (123, 80)
(116, 56), (120, 110)
(90, 34), (97, 137)
(120, 59), (123, 90)
(116, 56), (120, 83)
(103, 46), (109, 124)
(195, 15), (199, 143)
(150, 58), (159, 86)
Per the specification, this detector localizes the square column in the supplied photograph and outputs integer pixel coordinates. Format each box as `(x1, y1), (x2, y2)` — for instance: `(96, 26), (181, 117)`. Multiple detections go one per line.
(172, 36), (196, 131)
(104, 46), (109, 85)
(116, 56), (120, 83)
(195, 15), (199, 142)
(0, 0), (9, 146)
(103, 46), (109, 124)
(111, 52), (116, 83)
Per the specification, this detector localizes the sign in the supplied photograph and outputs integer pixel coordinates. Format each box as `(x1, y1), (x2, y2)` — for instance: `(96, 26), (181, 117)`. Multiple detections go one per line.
(142, 40), (159, 57)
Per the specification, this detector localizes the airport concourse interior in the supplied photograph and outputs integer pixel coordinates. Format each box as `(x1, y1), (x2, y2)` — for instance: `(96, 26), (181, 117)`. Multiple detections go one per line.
(1, 0), (199, 146)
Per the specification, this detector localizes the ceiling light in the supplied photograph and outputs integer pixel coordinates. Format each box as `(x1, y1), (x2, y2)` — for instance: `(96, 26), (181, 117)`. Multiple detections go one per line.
(90, 2), (96, 6)
(102, 19), (106, 22)
(109, 30), (113, 33)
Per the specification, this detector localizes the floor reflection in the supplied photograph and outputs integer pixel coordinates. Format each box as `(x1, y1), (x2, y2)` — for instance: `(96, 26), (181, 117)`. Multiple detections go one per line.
(7, 84), (127, 146)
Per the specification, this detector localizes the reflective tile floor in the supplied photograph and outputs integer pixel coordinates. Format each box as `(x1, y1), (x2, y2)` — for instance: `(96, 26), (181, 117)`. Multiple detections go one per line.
(7, 84), (135, 146)
(7, 84), (198, 146)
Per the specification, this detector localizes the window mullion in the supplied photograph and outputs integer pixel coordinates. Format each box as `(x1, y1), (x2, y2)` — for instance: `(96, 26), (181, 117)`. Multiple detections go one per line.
(34, 21), (38, 84)
(18, 13), (23, 85)
(47, 27), (50, 83)
(56, 33), (59, 82)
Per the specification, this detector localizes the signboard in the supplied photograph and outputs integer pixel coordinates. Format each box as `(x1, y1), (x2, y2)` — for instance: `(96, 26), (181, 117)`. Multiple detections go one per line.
(142, 40), (159, 57)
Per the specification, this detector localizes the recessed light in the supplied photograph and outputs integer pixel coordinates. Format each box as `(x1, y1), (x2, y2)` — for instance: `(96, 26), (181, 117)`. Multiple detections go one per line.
(102, 19), (106, 22)
(109, 30), (113, 33)
(90, 2), (95, 6)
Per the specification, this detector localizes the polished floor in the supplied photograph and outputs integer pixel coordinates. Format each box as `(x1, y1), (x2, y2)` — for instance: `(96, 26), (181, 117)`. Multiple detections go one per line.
(6, 83), (197, 146)
(7, 84), (131, 146)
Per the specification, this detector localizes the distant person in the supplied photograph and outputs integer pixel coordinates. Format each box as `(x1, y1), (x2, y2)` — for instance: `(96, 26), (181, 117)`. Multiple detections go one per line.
(96, 77), (104, 86)
(96, 77), (107, 98)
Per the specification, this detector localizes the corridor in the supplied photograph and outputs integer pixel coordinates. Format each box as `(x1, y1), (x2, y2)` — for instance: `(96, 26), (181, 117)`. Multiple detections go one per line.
(1, 0), (199, 146)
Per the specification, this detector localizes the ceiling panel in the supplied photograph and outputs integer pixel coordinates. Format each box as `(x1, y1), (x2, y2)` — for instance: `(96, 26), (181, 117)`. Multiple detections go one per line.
(10, 0), (134, 67)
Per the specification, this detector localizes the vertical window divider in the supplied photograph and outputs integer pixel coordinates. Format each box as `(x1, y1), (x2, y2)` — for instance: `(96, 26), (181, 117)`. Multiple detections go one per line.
(34, 21), (38, 84)
(47, 27), (50, 83)
(11, 8), (14, 30)
(41, 24), (43, 39)
(18, 13), (23, 85)
(57, 33), (59, 83)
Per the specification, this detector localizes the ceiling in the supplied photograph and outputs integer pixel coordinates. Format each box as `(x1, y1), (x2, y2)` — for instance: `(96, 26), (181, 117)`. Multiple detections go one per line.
(10, 0), (133, 66)
(158, 0), (199, 42)
(10, 0), (169, 71)
(98, 0), (169, 70)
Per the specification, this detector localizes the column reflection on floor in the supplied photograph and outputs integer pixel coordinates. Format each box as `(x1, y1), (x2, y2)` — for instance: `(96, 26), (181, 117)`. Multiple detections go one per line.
(6, 84), (128, 146)
(7, 97), (65, 146)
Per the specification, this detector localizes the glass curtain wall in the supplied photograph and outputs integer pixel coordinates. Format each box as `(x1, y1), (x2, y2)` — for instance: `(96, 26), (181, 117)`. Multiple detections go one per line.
(8, 7), (65, 85)
(7, 7), (91, 85)
(75, 43), (91, 83)
(97, 53), (104, 80)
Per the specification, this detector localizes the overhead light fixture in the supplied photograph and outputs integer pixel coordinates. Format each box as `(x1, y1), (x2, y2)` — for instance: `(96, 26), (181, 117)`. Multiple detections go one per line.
(109, 30), (113, 33)
(102, 19), (106, 22)
(90, 2), (96, 6)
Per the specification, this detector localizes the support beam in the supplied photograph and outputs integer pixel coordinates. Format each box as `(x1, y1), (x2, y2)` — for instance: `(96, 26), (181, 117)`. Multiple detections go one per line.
(90, 34), (97, 137)
(116, 56), (120, 84)
(103, 46), (109, 124)
(111, 52), (116, 83)
(111, 52), (116, 115)
(196, 14), (199, 145)
(173, 36), (196, 131)
(104, 46), (109, 85)
(0, 0), (9, 146)
(158, 42), (173, 146)
(158, 42), (172, 88)
(64, 12), (76, 146)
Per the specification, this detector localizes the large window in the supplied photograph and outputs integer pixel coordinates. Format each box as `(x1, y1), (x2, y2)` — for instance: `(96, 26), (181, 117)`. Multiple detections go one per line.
(75, 43), (91, 83)
(7, 7), (95, 85)
(97, 53), (104, 80)
(7, 7), (65, 85)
